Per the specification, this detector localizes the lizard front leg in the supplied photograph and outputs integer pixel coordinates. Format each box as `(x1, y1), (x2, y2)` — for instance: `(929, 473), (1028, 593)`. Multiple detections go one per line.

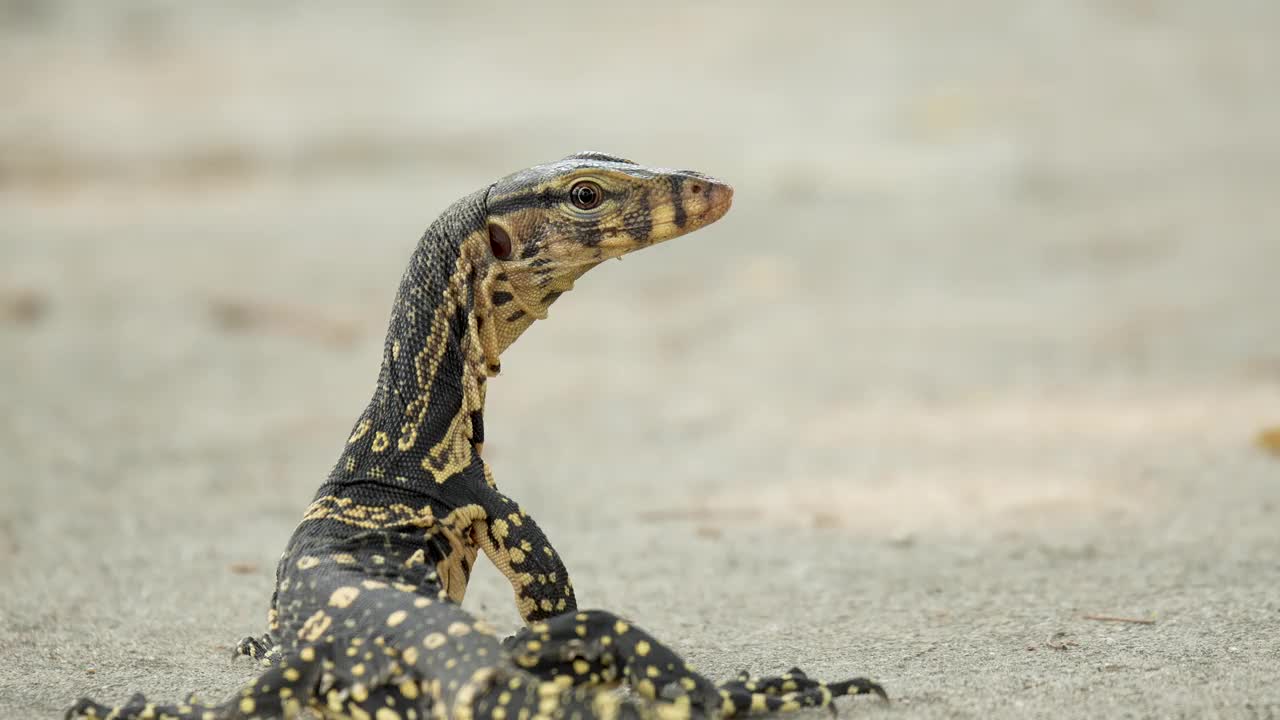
(472, 471), (578, 623)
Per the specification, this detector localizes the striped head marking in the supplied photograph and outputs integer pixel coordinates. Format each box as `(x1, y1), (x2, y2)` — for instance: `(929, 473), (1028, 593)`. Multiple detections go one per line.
(473, 152), (733, 366)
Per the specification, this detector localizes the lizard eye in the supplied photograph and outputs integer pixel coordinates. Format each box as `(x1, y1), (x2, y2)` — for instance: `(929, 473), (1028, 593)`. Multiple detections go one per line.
(569, 181), (603, 210)
(488, 223), (512, 260)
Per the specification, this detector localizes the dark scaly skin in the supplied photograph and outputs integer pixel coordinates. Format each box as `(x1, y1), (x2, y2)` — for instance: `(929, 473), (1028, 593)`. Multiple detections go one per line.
(67, 152), (886, 720)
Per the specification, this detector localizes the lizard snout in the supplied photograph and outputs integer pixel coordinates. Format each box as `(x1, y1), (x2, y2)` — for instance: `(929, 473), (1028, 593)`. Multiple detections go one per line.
(682, 174), (734, 225)
(645, 171), (733, 242)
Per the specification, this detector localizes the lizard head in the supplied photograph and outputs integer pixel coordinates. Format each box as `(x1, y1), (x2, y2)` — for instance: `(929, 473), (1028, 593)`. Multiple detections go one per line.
(473, 151), (733, 368)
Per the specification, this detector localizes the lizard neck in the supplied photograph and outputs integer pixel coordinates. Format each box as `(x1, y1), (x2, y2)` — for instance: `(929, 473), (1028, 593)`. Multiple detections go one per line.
(330, 188), (495, 491)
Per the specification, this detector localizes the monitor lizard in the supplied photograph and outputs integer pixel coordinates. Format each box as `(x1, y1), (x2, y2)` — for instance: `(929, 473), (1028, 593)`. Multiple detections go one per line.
(67, 152), (886, 720)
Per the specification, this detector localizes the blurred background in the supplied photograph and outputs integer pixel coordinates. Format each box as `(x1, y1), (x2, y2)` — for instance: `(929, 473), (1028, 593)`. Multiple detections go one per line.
(2, 1), (1278, 718)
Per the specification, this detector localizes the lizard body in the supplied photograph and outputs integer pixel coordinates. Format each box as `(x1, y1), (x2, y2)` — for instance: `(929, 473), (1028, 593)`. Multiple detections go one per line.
(68, 153), (885, 720)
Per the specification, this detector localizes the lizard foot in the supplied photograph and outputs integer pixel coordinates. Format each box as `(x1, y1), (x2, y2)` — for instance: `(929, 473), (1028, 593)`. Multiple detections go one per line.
(717, 668), (887, 717)
(234, 632), (282, 666)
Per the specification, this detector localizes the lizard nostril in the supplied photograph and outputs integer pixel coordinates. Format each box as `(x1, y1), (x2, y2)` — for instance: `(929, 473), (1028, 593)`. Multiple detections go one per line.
(689, 183), (703, 195)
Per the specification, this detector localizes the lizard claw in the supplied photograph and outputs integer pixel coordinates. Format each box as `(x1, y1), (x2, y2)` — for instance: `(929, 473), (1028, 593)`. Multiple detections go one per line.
(234, 632), (281, 665)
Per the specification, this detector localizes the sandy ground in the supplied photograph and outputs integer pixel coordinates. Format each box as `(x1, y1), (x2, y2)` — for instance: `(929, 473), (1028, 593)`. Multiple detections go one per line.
(2, 2), (1279, 718)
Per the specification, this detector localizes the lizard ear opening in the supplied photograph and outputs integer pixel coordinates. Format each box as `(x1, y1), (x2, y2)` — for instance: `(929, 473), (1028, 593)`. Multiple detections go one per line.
(488, 223), (513, 260)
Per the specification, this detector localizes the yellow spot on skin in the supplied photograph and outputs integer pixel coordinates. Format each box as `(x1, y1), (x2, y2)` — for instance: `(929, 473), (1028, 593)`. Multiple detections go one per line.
(329, 586), (361, 608)
(299, 610), (332, 642)
(424, 633), (447, 649)
(647, 666), (660, 677)
(492, 518), (509, 540)
(296, 556), (320, 570)
(348, 419), (372, 443)
(400, 680), (419, 699)
(574, 659), (591, 675)
(394, 582), (417, 592)
(414, 597), (431, 608)
(402, 646), (419, 665)
(377, 709), (403, 720)
(508, 547), (526, 564)
(283, 668), (300, 682)
(387, 610), (409, 627)
(635, 640), (651, 656)
(575, 625), (587, 637)
(334, 553), (357, 564)
(352, 684), (369, 702)
(362, 580), (388, 590)
(239, 698), (256, 714)
(299, 647), (315, 662)
(750, 694), (768, 712)
(681, 677), (698, 691)
(614, 620), (630, 634)
(372, 431), (391, 452)
(448, 621), (472, 636)
(397, 426), (418, 452)
(540, 599), (553, 612)
(406, 549), (426, 567)
(636, 679), (656, 699)
(352, 663), (366, 676)
(492, 709), (506, 720)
